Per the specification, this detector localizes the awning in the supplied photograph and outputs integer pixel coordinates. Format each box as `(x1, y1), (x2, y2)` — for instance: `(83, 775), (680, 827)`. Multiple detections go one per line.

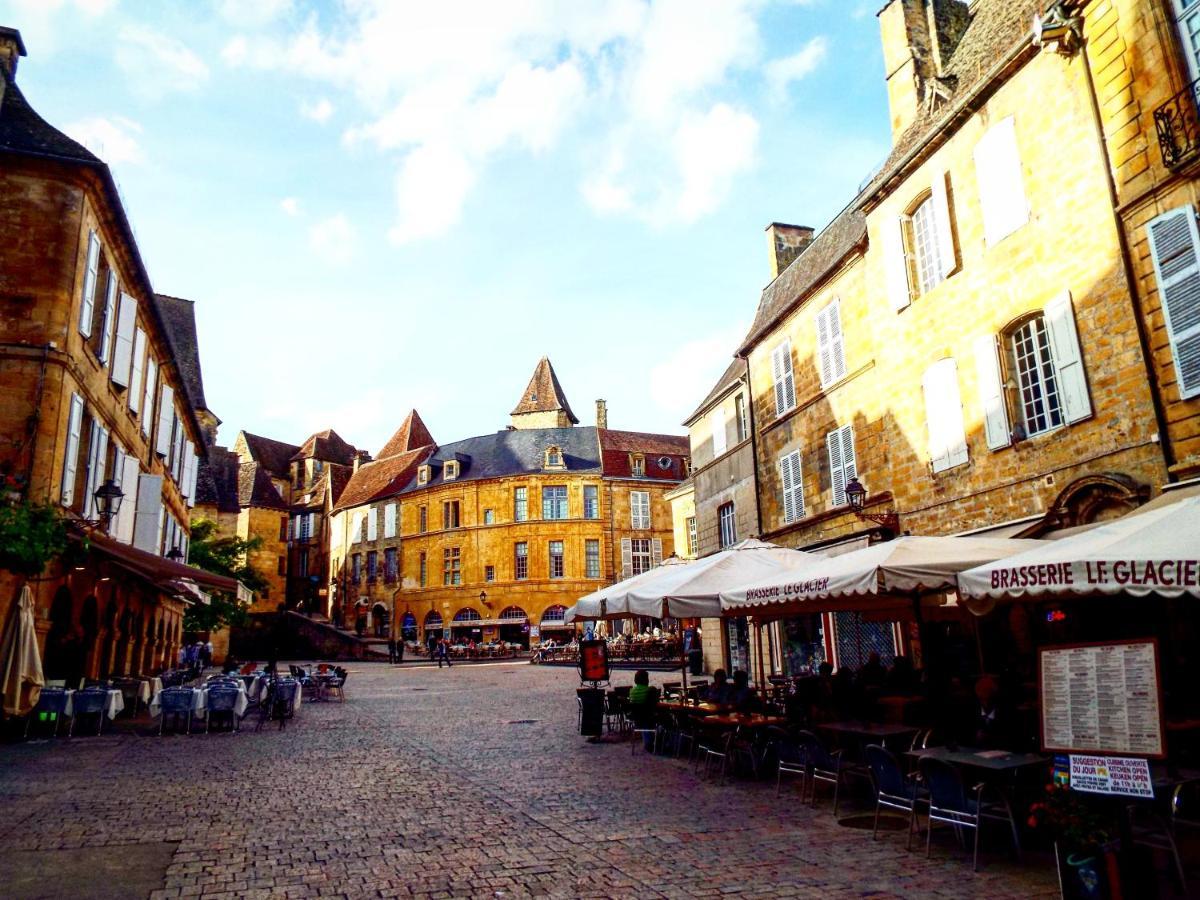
(87, 531), (240, 594)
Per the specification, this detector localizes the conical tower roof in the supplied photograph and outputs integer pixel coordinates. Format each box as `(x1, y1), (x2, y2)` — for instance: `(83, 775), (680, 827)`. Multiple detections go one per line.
(510, 357), (579, 425)
(377, 410), (436, 459)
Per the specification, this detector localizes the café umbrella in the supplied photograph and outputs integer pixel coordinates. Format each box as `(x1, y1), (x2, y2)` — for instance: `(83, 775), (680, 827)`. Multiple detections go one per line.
(1, 584), (45, 717)
(957, 495), (1200, 613)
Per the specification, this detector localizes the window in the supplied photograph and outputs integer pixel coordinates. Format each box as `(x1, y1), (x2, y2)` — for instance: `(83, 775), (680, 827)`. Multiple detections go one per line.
(417, 464), (430, 485)
(630, 454), (645, 477)
(549, 541), (564, 578)
(418, 505), (427, 533)
(351, 553), (361, 583)
(444, 460), (459, 480)
(513, 486), (528, 521)
(110, 293), (137, 387)
(442, 500), (460, 529)
(825, 426), (857, 508)
(1146, 205), (1200, 400)
(973, 117), (1028, 247)
(297, 513), (313, 541)
(442, 547), (461, 586)
(384, 547), (398, 583)
(686, 517), (697, 557)
(583, 484), (599, 519)
(419, 552), (427, 587)
(366, 550), (378, 583)
(384, 503), (396, 538)
(514, 542), (528, 580)
(884, 174), (955, 311)
(298, 550), (309, 578)
(815, 300), (847, 387)
(771, 340), (796, 416)
(585, 539), (600, 578)
(483, 508), (494, 525)
(542, 485), (567, 519)
(630, 491), (650, 529)
(60, 393), (85, 507)
(718, 502), (737, 549)
(922, 358), (969, 473)
(1010, 317), (1064, 436)
(484, 564), (495, 582)
(909, 193), (948, 296)
(1174, 0), (1200, 79)
(734, 393), (748, 442)
(277, 556), (286, 576)
(279, 516), (288, 541)
(630, 538), (652, 575)
(544, 446), (564, 468)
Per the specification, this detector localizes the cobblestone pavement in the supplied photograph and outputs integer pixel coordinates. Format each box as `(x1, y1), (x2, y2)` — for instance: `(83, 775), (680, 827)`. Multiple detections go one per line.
(0, 663), (1059, 899)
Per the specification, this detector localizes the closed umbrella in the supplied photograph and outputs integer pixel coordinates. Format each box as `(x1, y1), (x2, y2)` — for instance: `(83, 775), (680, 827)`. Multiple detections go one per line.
(1, 584), (45, 716)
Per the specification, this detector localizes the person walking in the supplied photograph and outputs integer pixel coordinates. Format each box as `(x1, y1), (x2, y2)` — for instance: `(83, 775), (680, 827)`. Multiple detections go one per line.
(395, 637), (405, 664)
(435, 638), (452, 668)
(387, 637), (397, 665)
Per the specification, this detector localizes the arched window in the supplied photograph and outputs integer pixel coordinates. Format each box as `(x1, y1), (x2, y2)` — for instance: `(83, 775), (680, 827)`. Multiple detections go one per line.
(453, 607), (481, 622)
(424, 611), (443, 629)
(499, 605), (527, 621)
(541, 605), (567, 624)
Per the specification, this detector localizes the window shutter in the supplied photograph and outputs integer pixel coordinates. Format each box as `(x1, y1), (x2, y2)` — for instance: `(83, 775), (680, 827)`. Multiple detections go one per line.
(711, 405), (727, 456)
(351, 513), (363, 544)
(83, 422), (109, 520)
(651, 539), (662, 567)
(974, 116), (1028, 247)
(155, 383), (174, 456)
(1043, 291), (1093, 423)
(828, 299), (846, 381)
(923, 359), (968, 472)
(384, 503), (396, 538)
(117, 453), (141, 543)
(128, 328), (147, 412)
(79, 231), (99, 337)
(839, 425), (857, 499)
(779, 450), (804, 524)
(827, 426), (856, 508)
(620, 538), (632, 579)
(1146, 205), (1200, 400)
(931, 171), (956, 278)
(883, 216), (911, 311)
(179, 442), (192, 501)
(110, 292), (137, 387)
(61, 394), (85, 506)
(771, 340), (795, 415)
(974, 333), (1012, 449)
(171, 414), (184, 481)
(142, 358), (157, 437)
(132, 474), (163, 552)
(367, 507), (378, 541)
(98, 273), (117, 364)
(187, 445), (199, 505)
(815, 305), (833, 386)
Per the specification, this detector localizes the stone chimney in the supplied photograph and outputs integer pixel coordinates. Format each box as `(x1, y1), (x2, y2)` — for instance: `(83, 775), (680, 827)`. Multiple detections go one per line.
(877, 0), (970, 141)
(595, 399), (608, 430)
(766, 223), (815, 279)
(0, 26), (25, 81)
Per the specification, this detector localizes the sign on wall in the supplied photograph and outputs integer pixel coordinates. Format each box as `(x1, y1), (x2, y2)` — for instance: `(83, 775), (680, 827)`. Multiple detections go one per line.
(1069, 754), (1154, 798)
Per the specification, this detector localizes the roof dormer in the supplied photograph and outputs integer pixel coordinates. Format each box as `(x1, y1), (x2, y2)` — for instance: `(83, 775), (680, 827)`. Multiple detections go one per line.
(629, 453), (645, 477)
(544, 445), (566, 470)
(444, 460), (459, 481)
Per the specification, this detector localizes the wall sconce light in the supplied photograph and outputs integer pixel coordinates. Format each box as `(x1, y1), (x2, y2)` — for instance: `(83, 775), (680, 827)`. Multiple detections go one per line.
(845, 477), (900, 531)
(89, 478), (124, 530)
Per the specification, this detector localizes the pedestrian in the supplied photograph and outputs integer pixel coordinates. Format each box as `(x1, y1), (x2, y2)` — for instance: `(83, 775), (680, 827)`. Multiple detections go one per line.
(436, 638), (452, 668)
(387, 637), (397, 664)
(396, 637), (405, 664)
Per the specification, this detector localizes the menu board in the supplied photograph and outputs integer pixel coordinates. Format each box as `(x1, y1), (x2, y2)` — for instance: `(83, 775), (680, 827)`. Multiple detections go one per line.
(1069, 754), (1154, 798)
(1039, 640), (1164, 758)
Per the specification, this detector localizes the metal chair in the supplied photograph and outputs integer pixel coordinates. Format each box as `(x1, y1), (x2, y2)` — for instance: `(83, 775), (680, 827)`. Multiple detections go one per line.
(69, 688), (109, 736)
(205, 687), (240, 733)
(795, 730), (846, 814)
(159, 687), (196, 735)
(920, 757), (1021, 872)
(865, 744), (926, 850)
(701, 731), (736, 783)
(1127, 778), (1199, 892)
(766, 725), (807, 796)
(25, 688), (69, 739)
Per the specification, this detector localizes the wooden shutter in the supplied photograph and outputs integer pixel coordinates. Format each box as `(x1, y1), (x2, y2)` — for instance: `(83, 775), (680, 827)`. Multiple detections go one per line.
(1043, 291), (1092, 423)
(98, 273), (117, 364)
(79, 231), (100, 337)
(827, 425), (856, 507)
(883, 216), (911, 311)
(83, 421), (108, 520)
(155, 383), (174, 456)
(142, 358), (157, 437)
(384, 503), (396, 538)
(128, 328), (147, 412)
(923, 359), (968, 473)
(1146, 205), (1200, 399)
(60, 393), (85, 505)
(712, 404), (728, 456)
(651, 539), (663, 567)
(351, 513), (363, 544)
(367, 507), (378, 541)
(133, 474), (163, 552)
(827, 300), (846, 382)
(816, 305), (833, 386)
(179, 442), (193, 502)
(771, 340), (795, 415)
(117, 452), (141, 543)
(171, 413), (184, 481)
(930, 171), (956, 278)
(973, 116), (1028, 247)
(187, 444), (199, 504)
(779, 450), (804, 523)
(110, 293), (137, 387)
(974, 333), (1011, 449)
(620, 538), (632, 579)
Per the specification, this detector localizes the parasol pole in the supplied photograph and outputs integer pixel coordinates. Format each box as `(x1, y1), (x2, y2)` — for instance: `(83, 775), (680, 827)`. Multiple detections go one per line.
(668, 599), (688, 699)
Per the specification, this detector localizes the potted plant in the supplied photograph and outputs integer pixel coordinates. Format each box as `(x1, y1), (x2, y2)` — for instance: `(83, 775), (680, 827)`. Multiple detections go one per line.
(1027, 783), (1114, 899)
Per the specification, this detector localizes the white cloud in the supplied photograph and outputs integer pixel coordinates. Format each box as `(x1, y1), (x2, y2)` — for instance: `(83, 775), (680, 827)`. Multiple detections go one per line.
(116, 25), (209, 97)
(216, 0), (293, 28)
(648, 325), (746, 424)
(280, 197), (300, 216)
(64, 115), (143, 165)
(387, 145), (475, 245)
(673, 104), (759, 222)
(765, 36), (828, 98)
(300, 97), (334, 124)
(308, 213), (355, 264)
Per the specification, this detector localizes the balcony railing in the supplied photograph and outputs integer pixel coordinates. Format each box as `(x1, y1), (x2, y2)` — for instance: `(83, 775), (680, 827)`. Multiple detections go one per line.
(1155, 77), (1200, 169)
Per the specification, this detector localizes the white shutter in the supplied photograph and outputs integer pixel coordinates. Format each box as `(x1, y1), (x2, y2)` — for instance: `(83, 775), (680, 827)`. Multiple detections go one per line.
(1043, 291), (1093, 424)
(384, 503), (397, 538)
(974, 333), (1012, 450)
(171, 413), (184, 482)
(155, 383), (174, 456)
(839, 426), (856, 501)
(883, 216), (911, 311)
(128, 328), (147, 412)
(141, 358), (157, 437)
(79, 231), (99, 337)
(651, 539), (663, 567)
(826, 425), (856, 508)
(179, 442), (193, 500)
(1146, 205), (1200, 400)
(816, 305), (833, 386)
(82, 421), (108, 520)
(351, 513), (363, 544)
(930, 171), (956, 278)
(132, 474), (164, 552)
(711, 405), (727, 456)
(771, 340), (795, 415)
(974, 116), (1028, 247)
(107, 445), (124, 536)
(97, 273), (117, 364)
(60, 393), (85, 506)
(157, 507), (167, 555)
(923, 359), (968, 473)
(187, 445), (199, 505)
(367, 506), (378, 541)
(620, 538), (633, 579)
(816, 299), (847, 385)
(117, 452), (141, 543)
(779, 450), (804, 524)
(110, 293), (137, 387)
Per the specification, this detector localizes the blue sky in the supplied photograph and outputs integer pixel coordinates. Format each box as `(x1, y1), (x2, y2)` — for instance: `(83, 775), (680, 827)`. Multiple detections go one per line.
(3, 0), (891, 454)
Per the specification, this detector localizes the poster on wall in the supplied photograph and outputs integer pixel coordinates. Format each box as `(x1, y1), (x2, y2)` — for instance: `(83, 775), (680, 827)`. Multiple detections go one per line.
(1068, 754), (1154, 798)
(1039, 639), (1164, 758)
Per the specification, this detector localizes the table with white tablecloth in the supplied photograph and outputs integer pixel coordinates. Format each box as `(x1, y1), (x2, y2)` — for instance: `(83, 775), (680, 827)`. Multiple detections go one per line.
(149, 684), (248, 719)
(138, 677), (163, 706)
(62, 689), (125, 720)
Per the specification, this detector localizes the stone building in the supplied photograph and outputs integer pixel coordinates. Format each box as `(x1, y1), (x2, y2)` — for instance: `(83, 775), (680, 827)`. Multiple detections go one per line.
(329, 359), (689, 647)
(0, 27), (230, 681)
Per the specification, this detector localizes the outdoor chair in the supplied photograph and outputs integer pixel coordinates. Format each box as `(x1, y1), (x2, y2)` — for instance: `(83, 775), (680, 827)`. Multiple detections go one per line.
(604, 691), (627, 734)
(919, 757), (1022, 872)
(1127, 778), (1200, 892)
(729, 726), (762, 778)
(865, 744), (926, 850)
(159, 687), (196, 736)
(322, 674), (345, 702)
(694, 721), (729, 773)
(765, 726), (807, 796)
(701, 731), (736, 783)
(206, 686), (241, 733)
(668, 710), (698, 760)
(25, 687), (69, 739)
(69, 688), (109, 736)
(795, 730), (846, 814)
(265, 679), (300, 730)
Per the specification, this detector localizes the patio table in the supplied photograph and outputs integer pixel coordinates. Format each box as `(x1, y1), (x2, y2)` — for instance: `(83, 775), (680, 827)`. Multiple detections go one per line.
(703, 713), (786, 728)
(906, 745), (1049, 773)
(63, 689), (125, 720)
(658, 700), (727, 714)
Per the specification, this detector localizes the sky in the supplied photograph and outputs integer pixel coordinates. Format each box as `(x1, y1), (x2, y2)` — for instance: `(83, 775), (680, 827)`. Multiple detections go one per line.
(2, 0), (892, 455)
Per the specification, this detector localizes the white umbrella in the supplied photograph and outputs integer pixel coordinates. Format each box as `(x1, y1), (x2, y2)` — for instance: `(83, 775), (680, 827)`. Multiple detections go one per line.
(721, 535), (1043, 616)
(1, 584), (45, 716)
(958, 495), (1200, 612)
(565, 554), (691, 623)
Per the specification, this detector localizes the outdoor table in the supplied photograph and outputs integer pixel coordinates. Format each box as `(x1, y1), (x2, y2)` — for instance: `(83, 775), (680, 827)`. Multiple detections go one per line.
(703, 712), (786, 729)
(906, 745), (1050, 773)
(138, 677), (163, 707)
(659, 700), (727, 715)
(149, 684), (249, 718)
(63, 689), (125, 720)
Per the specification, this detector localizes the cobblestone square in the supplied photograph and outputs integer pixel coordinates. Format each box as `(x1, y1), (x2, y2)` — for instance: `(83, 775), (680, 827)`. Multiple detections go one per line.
(0, 664), (1058, 898)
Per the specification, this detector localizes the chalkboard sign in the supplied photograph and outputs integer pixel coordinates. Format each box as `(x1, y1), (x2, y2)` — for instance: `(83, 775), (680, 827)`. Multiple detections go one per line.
(1038, 639), (1164, 758)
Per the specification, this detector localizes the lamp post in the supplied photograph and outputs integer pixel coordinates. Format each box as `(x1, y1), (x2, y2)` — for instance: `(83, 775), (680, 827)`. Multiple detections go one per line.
(91, 478), (124, 530)
(479, 590), (489, 609)
(844, 477), (900, 532)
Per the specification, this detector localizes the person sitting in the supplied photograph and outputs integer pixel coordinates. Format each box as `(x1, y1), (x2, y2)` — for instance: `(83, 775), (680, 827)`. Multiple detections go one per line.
(858, 651), (886, 690)
(972, 675), (1018, 750)
(729, 669), (760, 713)
(705, 669), (733, 706)
(627, 670), (660, 749)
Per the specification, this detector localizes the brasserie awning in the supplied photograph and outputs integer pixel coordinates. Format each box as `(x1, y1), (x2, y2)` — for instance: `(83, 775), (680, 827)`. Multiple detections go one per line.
(87, 531), (241, 597)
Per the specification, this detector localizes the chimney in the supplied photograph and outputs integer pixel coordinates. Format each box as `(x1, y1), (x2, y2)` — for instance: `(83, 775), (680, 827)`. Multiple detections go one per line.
(595, 399), (608, 430)
(765, 223), (815, 279)
(0, 26), (26, 81)
(877, 0), (970, 141)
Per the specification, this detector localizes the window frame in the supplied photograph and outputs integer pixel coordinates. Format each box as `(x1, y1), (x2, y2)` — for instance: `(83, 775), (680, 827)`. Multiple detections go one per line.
(630, 490), (650, 529)
(513, 486), (528, 522)
(541, 485), (568, 520)
(514, 541), (528, 580)
(630, 538), (652, 575)
(717, 502), (737, 549)
(548, 540), (565, 579)
(583, 484), (599, 519)
(1008, 314), (1065, 438)
(442, 547), (461, 586)
(585, 539), (601, 578)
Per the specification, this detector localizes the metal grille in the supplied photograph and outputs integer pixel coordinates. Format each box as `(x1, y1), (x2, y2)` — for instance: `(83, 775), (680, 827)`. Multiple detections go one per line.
(833, 611), (895, 671)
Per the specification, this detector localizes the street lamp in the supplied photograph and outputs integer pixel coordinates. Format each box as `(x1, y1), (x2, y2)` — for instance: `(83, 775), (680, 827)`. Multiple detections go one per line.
(479, 590), (490, 609)
(844, 477), (900, 531)
(91, 478), (124, 529)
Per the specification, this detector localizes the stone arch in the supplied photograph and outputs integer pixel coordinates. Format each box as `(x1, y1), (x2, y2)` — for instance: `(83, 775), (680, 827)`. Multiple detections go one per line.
(1029, 472), (1148, 534)
(81, 595), (100, 679)
(44, 586), (79, 683)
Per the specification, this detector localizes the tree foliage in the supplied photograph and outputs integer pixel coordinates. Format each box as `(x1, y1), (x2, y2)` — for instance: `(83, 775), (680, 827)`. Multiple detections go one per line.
(183, 519), (268, 632)
(0, 500), (70, 576)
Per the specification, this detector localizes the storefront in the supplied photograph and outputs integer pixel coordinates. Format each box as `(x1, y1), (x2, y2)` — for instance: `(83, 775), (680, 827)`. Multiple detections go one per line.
(451, 607), (483, 642)
(497, 605), (530, 648)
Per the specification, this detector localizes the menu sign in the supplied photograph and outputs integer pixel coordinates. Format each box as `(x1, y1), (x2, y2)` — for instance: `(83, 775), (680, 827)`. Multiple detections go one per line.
(1039, 640), (1164, 758)
(1069, 755), (1154, 798)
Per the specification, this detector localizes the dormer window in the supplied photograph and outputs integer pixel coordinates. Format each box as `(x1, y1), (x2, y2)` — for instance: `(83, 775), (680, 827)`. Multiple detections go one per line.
(444, 460), (459, 481)
(544, 446), (565, 469)
(417, 464), (431, 486)
(630, 454), (645, 477)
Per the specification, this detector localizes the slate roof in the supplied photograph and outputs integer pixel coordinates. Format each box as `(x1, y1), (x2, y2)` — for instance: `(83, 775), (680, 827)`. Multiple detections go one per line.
(0, 62), (97, 164)
(292, 428), (358, 465)
(239, 463), (287, 510)
(240, 432), (301, 480)
(684, 358), (748, 426)
(153, 294), (207, 414)
(377, 410), (435, 459)
(194, 446), (240, 514)
(510, 357), (579, 424)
